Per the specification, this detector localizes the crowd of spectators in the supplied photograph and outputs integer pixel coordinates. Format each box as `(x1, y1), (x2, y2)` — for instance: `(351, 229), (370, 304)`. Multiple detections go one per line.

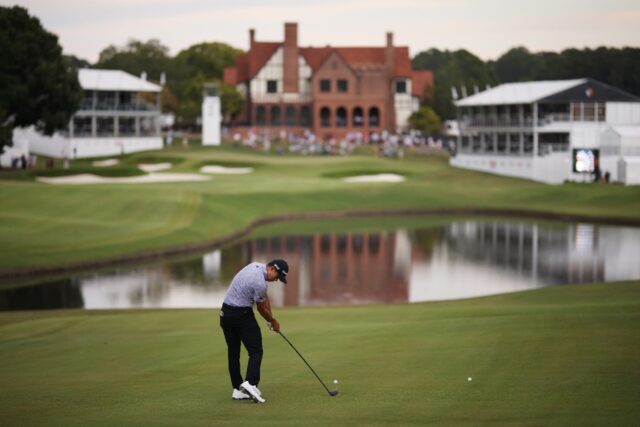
(227, 128), (452, 158)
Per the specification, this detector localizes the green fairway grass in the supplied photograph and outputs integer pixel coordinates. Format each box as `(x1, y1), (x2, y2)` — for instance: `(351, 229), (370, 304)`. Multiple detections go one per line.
(0, 281), (638, 426)
(1, 144), (639, 271)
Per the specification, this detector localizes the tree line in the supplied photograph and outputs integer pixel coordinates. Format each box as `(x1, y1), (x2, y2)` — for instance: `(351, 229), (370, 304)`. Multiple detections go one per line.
(412, 46), (640, 121)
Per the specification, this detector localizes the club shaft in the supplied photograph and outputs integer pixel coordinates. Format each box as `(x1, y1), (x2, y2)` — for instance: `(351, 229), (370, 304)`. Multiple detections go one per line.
(278, 331), (332, 395)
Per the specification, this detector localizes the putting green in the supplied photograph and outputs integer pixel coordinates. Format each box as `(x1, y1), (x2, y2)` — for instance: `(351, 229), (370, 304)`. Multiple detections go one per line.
(0, 281), (638, 426)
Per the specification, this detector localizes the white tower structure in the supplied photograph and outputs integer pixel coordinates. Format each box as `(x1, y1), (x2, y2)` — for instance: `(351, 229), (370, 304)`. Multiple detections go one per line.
(202, 83), (221, 146)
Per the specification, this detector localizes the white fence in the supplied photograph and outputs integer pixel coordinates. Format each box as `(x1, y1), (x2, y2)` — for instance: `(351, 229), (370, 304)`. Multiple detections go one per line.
(13, 127), (163, 159)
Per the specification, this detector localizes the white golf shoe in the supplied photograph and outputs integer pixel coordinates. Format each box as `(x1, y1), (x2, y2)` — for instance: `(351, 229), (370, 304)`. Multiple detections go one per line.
(232, 388), (251, 400)
(240, 381), (265, 403)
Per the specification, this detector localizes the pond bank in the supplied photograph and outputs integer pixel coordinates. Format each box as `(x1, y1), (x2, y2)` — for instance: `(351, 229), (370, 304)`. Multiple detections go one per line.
(2, 207), (639, 283)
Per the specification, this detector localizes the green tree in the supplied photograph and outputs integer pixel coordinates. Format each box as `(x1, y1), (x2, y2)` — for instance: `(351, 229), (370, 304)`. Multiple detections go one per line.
(408, 106), (442, 135)
(177, 75), (206, 125)
(168, 42), (242, 126)
(413, 48), (495, 120)
(492, 46), (640, 96)
(0, 6), (81, 149)
(96, 39), (170, 81)
(64, 54), (91, 70)
(96, 39), (179, 113)
(220, 83), (243, 121)
(493, 47), (539, 82)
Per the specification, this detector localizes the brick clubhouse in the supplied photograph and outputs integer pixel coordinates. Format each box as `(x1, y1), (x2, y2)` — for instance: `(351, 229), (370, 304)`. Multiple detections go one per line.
(224, 23), (433, 139)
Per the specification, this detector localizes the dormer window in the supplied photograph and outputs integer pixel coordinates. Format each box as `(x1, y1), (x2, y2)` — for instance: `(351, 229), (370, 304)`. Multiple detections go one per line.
(395, 80), (407, 93)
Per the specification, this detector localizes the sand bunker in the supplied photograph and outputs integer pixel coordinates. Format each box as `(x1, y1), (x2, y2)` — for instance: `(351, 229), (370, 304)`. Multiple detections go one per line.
(138, 163), (172, 172)
(342, 174), (405, 183)
(200, 165), (253, 174)
(92, 159), (119, 167)
(37, 173), (211, 185)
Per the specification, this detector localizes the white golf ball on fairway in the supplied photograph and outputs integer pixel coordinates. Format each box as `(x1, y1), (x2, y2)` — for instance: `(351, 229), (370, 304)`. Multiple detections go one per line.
(333, 379), (338, 384)
(468, 377), (472, 382)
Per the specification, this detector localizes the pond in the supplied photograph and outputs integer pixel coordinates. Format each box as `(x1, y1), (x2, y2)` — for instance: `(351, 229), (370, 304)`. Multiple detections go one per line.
(1, 218), (639, 311)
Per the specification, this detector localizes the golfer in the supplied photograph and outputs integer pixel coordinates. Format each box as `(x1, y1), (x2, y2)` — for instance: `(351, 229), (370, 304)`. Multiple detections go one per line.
(219, 259), (289, 403)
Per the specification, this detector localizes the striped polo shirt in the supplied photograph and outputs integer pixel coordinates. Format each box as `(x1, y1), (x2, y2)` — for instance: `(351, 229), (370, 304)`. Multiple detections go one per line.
(223, 262), (268, 308)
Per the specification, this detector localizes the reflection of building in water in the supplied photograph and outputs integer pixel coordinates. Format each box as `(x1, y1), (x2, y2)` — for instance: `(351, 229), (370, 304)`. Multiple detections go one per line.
(3, 222), (638, 311)
(245, 232), (410, 306)
(203, 250), (222, 280)
(80, 267), (229, 309)
(445, 221), (606, 284)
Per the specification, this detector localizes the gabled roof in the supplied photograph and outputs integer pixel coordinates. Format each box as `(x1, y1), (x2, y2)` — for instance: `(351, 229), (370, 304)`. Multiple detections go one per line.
(303, 46), (413, 76)
(224, 44), (418, 84)
(455, 79), (586, 106)
(79, 69), (161, 92)
(299, 47), (335, 71)
(391, 47), (412, 77)
(411, 70), (434, 98)
(312, 49), (358, 77)
(248, 41), (281, 79)
(224, 42), (280, 84)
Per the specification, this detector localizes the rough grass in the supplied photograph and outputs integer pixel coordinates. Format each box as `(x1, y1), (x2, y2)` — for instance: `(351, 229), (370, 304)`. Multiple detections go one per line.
(0, 281), (638, 426)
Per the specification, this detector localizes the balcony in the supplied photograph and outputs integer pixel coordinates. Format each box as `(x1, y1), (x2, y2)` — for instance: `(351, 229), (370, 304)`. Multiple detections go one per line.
(538, 113), (571, 126)
(78, 101), (159, 112)
(79, 90), (160, 113)
(460, 116), (534, 129)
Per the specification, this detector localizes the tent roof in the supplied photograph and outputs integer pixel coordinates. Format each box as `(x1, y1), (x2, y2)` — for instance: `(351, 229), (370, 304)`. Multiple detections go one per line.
(455, 79), (587, 106)
(79, 69), (161, 92)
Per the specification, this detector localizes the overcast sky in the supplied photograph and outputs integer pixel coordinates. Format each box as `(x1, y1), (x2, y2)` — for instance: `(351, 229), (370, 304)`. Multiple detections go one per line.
(4, 0), (640, 63)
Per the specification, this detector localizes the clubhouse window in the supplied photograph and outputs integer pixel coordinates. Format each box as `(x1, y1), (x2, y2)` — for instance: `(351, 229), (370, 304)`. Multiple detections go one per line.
(337, 79), (348, 93)
(320, 79), (331, 92)
(267, 80), (278, 94)
(396, 80), (407, 93)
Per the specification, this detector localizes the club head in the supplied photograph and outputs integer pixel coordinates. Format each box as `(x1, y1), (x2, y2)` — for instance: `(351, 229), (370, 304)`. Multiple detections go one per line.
(329, 390), (339, 397)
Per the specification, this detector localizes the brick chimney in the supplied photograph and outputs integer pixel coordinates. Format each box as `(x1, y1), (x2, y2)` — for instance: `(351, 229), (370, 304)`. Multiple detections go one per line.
(248, 28), (256, 79)
(283, 22), (299, 94)
(385, 32), (395, 70)
(385, 32), (396, 131)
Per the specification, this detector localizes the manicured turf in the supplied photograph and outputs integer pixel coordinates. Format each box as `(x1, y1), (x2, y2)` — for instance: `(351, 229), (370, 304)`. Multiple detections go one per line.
(1, 144), (639, 271)
(0, 281), (638, 426)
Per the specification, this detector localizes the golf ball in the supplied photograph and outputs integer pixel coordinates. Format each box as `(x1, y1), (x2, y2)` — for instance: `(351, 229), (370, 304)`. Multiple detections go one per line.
(333, 379), (339, 384)
(468, 377), (472, 382)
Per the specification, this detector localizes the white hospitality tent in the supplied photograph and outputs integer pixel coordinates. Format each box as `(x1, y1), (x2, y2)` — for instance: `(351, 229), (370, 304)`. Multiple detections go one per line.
(13, 69), (164, 160)
(452, 78), (640, 184)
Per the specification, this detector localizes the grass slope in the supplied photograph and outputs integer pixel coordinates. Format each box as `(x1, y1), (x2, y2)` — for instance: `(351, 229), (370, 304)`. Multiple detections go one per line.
(0, 281), (639, 426)
(1, 146), (639, 270)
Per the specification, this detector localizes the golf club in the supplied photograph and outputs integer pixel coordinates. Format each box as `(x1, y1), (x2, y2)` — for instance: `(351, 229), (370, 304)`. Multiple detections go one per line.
(277, 331), (338, 397)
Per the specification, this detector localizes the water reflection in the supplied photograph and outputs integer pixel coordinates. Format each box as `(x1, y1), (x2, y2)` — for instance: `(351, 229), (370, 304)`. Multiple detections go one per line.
(1, 220), (639, 310)
(0, 278), (83, 310)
